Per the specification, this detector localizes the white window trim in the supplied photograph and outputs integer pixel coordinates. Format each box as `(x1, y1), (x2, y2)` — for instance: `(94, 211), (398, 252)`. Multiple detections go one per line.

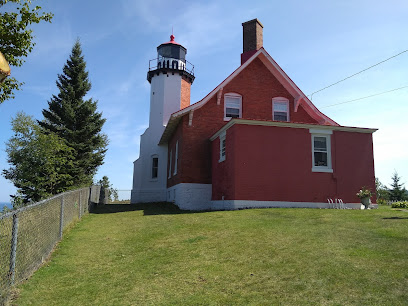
(151, 155), (159, 181)
(310, 129), (333, 173)
(219, 131), (226, 162)
(224, 93), (242, 121)
(272, 97), (290, 122)
(173, 141), (178, 175)
(168, 150), (172, 179)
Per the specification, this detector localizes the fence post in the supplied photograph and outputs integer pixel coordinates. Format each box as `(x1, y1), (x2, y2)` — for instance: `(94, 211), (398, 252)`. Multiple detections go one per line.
(79, 190), (82, 218)
(59, 195), (64, 239)
(9, 213), (19, 285)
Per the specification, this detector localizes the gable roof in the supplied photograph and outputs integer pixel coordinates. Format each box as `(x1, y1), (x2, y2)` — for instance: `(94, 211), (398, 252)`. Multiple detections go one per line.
(159, 48), (338, 145)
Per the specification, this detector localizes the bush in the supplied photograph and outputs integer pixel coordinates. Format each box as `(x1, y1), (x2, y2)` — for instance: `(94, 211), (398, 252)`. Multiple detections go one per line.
(377, 198), (388, 205)
(391, 201), (408, 209)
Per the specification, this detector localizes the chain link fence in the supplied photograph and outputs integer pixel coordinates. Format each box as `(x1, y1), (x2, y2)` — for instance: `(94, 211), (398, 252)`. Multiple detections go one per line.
(0, 186), (101, 304)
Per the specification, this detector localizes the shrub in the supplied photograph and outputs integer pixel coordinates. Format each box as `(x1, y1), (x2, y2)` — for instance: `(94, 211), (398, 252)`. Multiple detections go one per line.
(377, 198), (387, 205)
(391, 201), (408, 209)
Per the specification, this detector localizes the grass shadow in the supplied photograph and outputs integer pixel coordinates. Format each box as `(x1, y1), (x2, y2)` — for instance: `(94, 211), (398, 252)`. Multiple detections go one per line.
(382, 217), (408, 220)
(90, 202), (209, 216)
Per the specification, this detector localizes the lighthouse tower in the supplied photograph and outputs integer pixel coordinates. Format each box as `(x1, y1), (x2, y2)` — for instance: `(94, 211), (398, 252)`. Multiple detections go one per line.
(131, 35), (195, 203)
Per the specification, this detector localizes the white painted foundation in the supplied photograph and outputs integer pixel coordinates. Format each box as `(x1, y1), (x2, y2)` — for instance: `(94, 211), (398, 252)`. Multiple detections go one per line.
(210, 200), (378, 210)
(167, 183), (212, 211)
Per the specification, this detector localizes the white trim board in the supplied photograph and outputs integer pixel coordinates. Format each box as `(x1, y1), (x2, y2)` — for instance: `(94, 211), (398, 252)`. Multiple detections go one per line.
(210, 118), (377, 141)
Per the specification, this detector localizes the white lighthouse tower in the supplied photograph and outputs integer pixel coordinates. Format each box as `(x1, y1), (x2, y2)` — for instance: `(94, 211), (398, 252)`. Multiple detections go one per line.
(131, 35), (195, 203)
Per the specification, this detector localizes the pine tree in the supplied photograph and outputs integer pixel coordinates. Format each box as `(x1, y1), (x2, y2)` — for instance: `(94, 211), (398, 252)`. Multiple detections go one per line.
(39, 40), (108, 187)
(389, 171), (407, 201)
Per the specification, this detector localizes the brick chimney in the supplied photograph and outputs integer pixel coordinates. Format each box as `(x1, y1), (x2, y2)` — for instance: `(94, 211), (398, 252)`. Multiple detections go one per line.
(241, 18), (263, 64)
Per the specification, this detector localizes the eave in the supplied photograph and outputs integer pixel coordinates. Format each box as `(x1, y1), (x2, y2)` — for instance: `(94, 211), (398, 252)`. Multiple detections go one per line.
(210, 119), (377, 141)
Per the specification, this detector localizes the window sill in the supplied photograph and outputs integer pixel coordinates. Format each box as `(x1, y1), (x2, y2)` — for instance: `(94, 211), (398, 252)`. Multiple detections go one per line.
(150, 178), (159, 182)
(224, 117), (232, 122)
(312, 167), (333, 173)
(219, 158), (225, 163)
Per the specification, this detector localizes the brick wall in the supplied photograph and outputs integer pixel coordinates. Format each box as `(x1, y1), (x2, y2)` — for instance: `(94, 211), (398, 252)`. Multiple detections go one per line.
(167, 57), (320, 187)
(180, 78), (191, 110)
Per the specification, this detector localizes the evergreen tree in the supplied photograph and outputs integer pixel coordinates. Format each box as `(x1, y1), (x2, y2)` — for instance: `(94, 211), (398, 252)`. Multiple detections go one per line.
(39, 40), (108, 187)
(389, 171), (407, 201)
(97, 176), (118, 201)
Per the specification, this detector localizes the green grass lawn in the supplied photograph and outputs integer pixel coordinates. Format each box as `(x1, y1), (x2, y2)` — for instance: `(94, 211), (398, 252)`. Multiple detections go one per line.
(14, 204), (408, 305)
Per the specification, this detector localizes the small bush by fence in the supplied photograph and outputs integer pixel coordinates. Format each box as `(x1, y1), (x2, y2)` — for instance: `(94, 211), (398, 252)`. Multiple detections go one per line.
(391, 201), (408, 209)
(0, 186), (101, 304)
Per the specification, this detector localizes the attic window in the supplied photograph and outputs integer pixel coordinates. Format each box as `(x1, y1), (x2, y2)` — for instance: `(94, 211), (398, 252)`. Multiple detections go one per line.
(224, 93), (242, 120)
(272, 97), (289, 122)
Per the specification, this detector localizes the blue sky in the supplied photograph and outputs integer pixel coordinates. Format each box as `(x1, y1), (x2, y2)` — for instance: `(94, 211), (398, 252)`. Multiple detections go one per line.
(1, 0), (408, 201)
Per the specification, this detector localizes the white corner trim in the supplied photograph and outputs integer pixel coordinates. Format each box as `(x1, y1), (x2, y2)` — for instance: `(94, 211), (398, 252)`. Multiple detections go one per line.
(309, 128), (333, 135)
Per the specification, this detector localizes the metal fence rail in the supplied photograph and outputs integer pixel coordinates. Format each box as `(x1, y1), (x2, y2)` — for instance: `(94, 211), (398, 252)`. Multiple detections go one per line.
(0, 186), (101, 304)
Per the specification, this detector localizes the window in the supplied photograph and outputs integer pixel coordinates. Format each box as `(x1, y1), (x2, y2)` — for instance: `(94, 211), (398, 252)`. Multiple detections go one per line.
(272, 97), (289, 122)
(151, 156), (159, 179)
(224, 93), (242, 120)
(173, 141), (178, 175)
(219, 131), (226, 162)
(310, 129), (333, 173)
(168, 151), (172, 178)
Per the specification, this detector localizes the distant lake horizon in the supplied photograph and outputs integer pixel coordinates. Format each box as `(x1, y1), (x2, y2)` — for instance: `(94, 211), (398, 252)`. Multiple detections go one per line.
(0, 202), (12, 211)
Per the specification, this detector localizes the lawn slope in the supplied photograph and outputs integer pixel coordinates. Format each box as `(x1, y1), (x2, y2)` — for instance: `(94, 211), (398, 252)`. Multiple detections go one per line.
(16, 204), (408, 305)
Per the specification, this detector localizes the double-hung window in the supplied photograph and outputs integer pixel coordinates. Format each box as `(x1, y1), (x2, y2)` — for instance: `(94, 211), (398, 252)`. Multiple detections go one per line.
(173, 141), (178, 175)
(272, 97), (289, 122)
(219, 131), (226, 162)
(224, 93), (242, 120)
(168, 150), (172, 178)
(310, 129), (333, 173)
(151, 156), (159, 179)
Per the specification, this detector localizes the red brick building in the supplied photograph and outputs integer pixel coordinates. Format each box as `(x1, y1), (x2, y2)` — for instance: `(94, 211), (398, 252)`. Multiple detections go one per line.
(133, 19), (377, 210)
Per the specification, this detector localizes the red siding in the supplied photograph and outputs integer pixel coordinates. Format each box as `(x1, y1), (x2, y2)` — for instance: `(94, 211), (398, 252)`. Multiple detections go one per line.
(211, 124), (376, 204)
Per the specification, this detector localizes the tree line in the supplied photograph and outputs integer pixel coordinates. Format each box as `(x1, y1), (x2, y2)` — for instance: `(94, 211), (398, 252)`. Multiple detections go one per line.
(376, 171), (408, 204)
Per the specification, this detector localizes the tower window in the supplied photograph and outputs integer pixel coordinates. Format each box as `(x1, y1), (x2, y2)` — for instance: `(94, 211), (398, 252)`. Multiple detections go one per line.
(151, 156), (159, 179)
(224, 93), (242, 120)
